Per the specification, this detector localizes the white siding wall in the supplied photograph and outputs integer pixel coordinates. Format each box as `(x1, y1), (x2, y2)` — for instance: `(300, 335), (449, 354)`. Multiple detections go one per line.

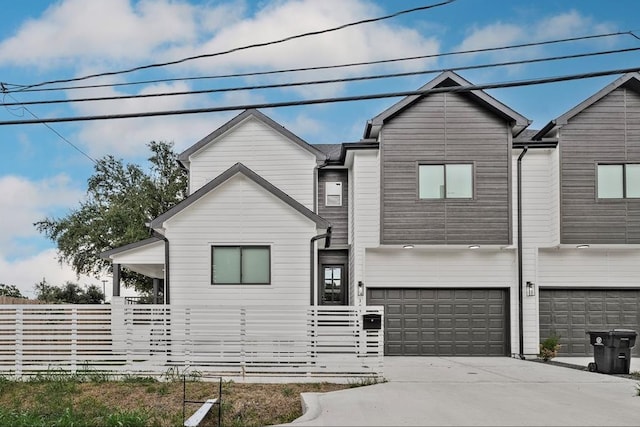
(512, 148), (558, 354)
(364, 249), (516, 288)
(164, 174), (318, 306)
(539, 249), (640, 287)
(188, 117), (317, 209)
(109, 241), (164, 265)
(351, 150), (380, 306)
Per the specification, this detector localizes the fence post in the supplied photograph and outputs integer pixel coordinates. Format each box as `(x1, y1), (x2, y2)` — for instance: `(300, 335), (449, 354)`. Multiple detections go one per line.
(240, 307), (246, 377)
(15, 307), (22, 377)
(71, 307), (78, 373)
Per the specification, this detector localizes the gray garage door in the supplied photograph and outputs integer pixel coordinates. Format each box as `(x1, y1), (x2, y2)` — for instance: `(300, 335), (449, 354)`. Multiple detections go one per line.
(367, 288), (509, 356)
(539, 289), (640, 356)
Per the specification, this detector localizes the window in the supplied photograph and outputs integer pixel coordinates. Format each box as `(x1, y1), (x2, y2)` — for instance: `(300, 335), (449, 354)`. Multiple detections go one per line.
(325, 182), (343, 206)
(419, 164), (473, 199)
(211, 246), (270, 284)
(597, 164), (640, 199)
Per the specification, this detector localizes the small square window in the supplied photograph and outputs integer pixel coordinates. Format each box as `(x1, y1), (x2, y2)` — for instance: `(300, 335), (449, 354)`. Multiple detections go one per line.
(419, 164), (472, 199)
(325, 182), (343, 206)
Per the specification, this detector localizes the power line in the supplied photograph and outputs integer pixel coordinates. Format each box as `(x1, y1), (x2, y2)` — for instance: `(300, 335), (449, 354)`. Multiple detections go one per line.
(2, 46), (638, 108)
(1, 66), (639, 126)
(1, 93), (97, 163)
(12, 1), (455, 91)
(5, 29), (636, 94)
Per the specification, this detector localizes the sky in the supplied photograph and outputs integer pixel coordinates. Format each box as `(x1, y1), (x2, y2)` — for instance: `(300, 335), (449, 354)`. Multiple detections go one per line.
(0, 0), (639, 298)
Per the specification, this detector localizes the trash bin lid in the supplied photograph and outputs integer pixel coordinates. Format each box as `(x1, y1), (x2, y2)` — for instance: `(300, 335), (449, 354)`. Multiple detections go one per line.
(610, 329), (638, 336)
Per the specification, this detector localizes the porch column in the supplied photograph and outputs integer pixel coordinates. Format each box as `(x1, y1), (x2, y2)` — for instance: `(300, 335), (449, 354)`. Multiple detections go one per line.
(153, 278), (160, 304)
(112, 263), (121, 297)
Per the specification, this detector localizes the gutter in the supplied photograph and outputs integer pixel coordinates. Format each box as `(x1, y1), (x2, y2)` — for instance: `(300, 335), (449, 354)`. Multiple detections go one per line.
(517, 146), (528, 359)
(151, 230), (170, 304)
(309, 227), (332, 305)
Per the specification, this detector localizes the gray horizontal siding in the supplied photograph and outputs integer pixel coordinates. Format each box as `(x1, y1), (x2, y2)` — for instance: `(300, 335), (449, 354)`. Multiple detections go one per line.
(560, 88), (640, 244)
(381, 93), (511, 245)
(318, 169), (349, 245)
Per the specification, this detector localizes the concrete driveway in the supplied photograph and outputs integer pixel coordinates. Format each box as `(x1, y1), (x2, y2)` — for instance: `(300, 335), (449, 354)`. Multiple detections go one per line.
(286, 357), (640, 426)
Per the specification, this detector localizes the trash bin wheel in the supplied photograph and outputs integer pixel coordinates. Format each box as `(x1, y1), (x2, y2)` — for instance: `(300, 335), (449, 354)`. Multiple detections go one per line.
(587, 362), (597, 372)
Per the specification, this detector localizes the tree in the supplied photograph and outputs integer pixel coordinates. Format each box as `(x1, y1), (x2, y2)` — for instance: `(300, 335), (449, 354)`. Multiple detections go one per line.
(35, 141), (187, 295)
(0, 283), (25, 298)
(34, 279), (104, 304)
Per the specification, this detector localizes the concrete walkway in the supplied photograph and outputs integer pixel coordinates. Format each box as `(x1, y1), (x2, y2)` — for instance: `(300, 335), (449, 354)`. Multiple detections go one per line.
(285, 357), (640, 426)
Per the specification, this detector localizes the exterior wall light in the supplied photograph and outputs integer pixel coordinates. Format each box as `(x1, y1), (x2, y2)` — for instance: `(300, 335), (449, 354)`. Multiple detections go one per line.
(403, 244), (414, 249)
(357, 281), (364, 296)
(468, 245), (480, 249)
(576, 244), (590, 249)
(526, 281), (536, 297)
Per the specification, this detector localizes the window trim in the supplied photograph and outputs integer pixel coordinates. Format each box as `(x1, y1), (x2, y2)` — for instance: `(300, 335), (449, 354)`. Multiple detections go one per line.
(596, 163), (640, 200)
(211, 245), (271, 285)
(417, 162), (475, 200)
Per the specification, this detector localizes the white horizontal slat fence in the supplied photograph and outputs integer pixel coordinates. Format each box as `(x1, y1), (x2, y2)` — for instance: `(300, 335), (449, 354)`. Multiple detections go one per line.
(0, 303), (383, 382)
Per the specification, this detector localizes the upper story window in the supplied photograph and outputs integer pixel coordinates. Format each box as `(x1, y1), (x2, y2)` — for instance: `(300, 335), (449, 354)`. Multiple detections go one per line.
(325, 182), (343, 206)
(597, 164), (640, 199)
(211, 246), (270, 285)
(419, 164), (473, 199)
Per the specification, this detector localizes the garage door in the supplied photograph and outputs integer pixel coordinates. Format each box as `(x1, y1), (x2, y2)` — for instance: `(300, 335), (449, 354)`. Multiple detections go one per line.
(367, 288), (509, 356)
(539, 289), (640, 356)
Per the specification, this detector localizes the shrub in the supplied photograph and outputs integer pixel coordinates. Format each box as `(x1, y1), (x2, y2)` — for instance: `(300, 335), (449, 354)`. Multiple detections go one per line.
(539, 334), (561, 361)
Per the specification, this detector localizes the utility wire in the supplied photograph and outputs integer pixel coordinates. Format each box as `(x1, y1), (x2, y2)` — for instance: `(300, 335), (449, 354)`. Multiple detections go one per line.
(12, 1), (455, 91)
(1, 66), (638, 126)
(1, 93), (97, 163)
(2, 47), (638, 107)
(5, 29), (636, 94)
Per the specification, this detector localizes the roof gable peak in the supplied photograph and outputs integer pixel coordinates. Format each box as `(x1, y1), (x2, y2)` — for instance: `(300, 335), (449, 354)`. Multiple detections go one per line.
(364, 71), (529, 139)
(178, 109), (325, 169)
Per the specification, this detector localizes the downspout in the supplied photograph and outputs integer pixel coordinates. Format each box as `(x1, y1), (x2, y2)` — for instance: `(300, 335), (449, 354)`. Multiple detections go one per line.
(310, 227), (332, 305)
(517, 146), (528, 359)
(151, 230), (170, 304)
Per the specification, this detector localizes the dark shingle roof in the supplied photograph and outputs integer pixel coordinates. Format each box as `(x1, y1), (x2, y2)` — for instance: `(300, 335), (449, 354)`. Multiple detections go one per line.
(312, 144), (343, 162)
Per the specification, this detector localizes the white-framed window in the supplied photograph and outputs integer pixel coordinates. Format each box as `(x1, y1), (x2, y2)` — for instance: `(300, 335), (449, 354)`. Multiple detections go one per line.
(325, 181), (343, 206)
(211, 246), (270, 285)
(597, 164), (640, 199)
(419, 164), (473, 199)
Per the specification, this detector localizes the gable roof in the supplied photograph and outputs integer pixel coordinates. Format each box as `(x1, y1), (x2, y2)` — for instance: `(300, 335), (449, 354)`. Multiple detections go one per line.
(533, 72), (640, 140)
(149, 162), (331, 230)
(178, 109), (326, 169)
(364, 71), (530, 139)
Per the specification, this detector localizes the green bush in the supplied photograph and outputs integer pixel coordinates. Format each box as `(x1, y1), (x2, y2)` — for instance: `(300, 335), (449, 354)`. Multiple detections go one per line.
(539, 334), (561, 361)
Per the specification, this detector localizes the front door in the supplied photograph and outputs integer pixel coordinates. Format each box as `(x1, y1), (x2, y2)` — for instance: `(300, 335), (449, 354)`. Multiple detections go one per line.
(320, 264), (346, 305)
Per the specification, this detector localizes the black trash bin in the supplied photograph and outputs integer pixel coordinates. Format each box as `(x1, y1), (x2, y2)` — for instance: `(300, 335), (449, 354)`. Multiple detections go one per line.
(586, 329), (637, 374)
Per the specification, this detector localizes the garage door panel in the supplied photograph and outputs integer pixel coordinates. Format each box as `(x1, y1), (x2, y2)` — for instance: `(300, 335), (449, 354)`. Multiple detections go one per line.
(368, 288), (508, 356)
(539, 289), (640, 356)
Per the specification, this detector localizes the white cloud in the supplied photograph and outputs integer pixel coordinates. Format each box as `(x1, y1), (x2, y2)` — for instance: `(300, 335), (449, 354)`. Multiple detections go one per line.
(0, 174), (83, 252)
(0, 0), (203, 68)
(68, 80), (229, 157)
(457, 11), (616, 54)
(188, 0), (440, 82)
(0, 249), (135, 301)
(531, 10), (614, 41)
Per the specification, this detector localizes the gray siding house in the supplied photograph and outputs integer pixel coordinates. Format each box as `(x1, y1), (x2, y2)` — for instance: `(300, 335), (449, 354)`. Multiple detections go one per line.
(103, 71), (640, 359)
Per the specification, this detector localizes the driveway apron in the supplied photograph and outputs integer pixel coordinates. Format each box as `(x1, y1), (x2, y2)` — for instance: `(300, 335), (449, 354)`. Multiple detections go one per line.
(286, 357), (640, 426)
